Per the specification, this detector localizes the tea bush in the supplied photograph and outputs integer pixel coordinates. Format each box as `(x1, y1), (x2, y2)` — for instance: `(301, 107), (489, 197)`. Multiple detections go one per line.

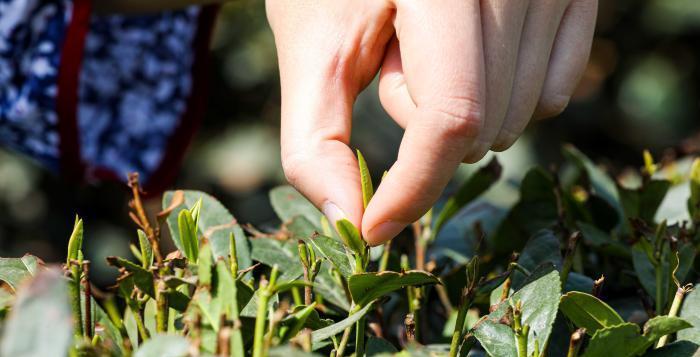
(0, 145), (698, 357)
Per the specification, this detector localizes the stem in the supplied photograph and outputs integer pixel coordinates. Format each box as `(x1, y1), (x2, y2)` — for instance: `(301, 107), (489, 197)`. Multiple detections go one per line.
(253, 266), (278, 357)
(378, 240), (392, 272)
(217, 316), (231, 357)
(82, 262), (92, 339)
(69, 263), (83, 337)
(514, 301), (529, 357)
(656, 287), (689, 348)
(404, 314), (416, 343)
(567, 328), (586, 357)
(655, 264), (664, 314)
(561, 232), (581, 287)
(128, 173), (163, 265)
(228, 232), (245, 357)
(335, 325), (353, 357)
(355, 318), (366, 357)
(449, 288), (473, 357)
(155, 280), (168, 333)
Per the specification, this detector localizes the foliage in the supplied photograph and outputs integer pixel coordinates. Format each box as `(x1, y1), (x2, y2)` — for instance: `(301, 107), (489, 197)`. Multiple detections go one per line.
(0, 147), (698, 357)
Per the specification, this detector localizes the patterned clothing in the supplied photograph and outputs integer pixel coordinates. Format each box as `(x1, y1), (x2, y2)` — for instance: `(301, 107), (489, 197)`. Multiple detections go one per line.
(0, 0), (217, 192)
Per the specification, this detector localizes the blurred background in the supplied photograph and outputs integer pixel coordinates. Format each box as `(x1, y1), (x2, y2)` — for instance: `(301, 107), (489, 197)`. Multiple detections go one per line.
(0, 0), (698, 286)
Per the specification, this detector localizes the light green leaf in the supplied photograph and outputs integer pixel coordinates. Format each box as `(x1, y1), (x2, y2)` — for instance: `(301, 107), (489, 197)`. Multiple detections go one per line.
(433, 157), (501, 236)
(643, 316), (693, 342)
(336, 219), (366, 258)
(679, 286), (700, 343)
(312, 300), (377, 343)
(472, 319), (517, 357)
(0, 269), (72, 357)
(348, 270), (440, 307)
(137, 230), (153, 269)
(134, 334), (189, 357)
(357, 150), (374, 209)
(66, 217), (83, 264)
(163, 190), (252, 271)
(559, 291), (625, 335)
(270, 185), (323, 229)
(305, 234), (353, 278)
(178, 209), (199, 262)
(0, 255), (43, 291)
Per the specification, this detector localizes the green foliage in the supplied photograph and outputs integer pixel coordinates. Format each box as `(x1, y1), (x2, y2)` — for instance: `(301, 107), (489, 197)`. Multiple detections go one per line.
(0, 145), (697, 357)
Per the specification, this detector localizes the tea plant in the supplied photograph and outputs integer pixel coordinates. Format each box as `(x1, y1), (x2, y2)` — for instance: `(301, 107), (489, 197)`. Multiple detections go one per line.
(0, 145), (698, 357)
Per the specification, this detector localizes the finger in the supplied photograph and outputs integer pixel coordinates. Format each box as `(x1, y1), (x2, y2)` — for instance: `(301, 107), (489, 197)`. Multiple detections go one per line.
(492, 0), (570, 151)
(378, 36), (412, 129)
(463, 0), (530, 162)
(363, 0), (485, 245)
(534, 0), (598, 119)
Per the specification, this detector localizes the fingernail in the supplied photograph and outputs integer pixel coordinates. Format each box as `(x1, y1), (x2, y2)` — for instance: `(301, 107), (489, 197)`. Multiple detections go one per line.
(366, 221), (408, 246)
(322, 201), (347, 226)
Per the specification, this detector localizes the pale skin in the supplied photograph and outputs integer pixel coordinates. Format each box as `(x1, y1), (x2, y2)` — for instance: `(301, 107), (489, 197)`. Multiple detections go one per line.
(99, 0), (598, 245)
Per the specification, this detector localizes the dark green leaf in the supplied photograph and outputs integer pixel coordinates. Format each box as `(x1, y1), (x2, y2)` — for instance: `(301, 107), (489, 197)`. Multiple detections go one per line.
(250, 238), (303, 282)
(433, 157), (502, 235)
(679, 286), (700, 344)
(581, 323), (646, 357)
(688, 159), (700, 221)
(366, 336), (398, 356)
(0, 269), (72, 357)
(559, 291), (625, 334)
(578, 222), (630, 259)
(643, 341), (700, 357)
(270, 185), (323, 229)
(348, 270), (440, 306)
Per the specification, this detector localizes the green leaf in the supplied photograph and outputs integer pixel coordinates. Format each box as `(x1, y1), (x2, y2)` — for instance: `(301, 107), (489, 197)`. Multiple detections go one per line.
(563, 145), (625, 230)
(433, 157), (502, 235)
(578, 221), (630, 258)
(178, 209), (199, 263)
(473, 319), (517, 357)
(478, 269), (561, 356)
(106, 256), (155, 298)
(279, 303), (317, 342)
(313, 263), (351, 311)
(366, 336), (398, 356)
(0, 255), (43, 291)
(134, 334), (189, 357)
(679, 286), (700, 343)
(191, 260), (237, 331)
(251, 238), (303, 282)
(688, 158), (700, 221)
(582, 323), (647, 357)
(643, 316), (693, 342)
(163, 190), (252, 271)
(270, 185), (323, 229)
(269, 345), (323, 357)
(559, 291), (625, 335)
(240, 287), (279, 318)
(66, 217), (83, 264)
(0, 269), (73, 357)
(137, 229), (153, 269)
(198, 240), (213, 286)
(512, 229), (561, 289)
(336, 219), (366, 258)
(643, 341), (700, 357)
(311, 300), (378, 343)
(348, 270), (440, 307)
(305, 235), (353, 278)
(357, 150), (374, 209)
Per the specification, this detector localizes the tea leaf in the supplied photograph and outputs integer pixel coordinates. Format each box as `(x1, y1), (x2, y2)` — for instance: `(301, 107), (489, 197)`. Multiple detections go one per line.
(559, 291), (625, 334)
(433, 157), (501, 236)
(178, 209), (199, 263)
(270, 185), (323, 229)
(106, 256), (155, 298)
(0, 269), (72, 357)
(643, 341), (700, 356)
(357, 150), (374, 208)
(251, 238), (303, 282)
(347, 270), (440, 307)
(311, 300), (377, 343)
(278, 303), (317, 343)
(336, 219), (366, 258)
(581, 323), (646, 357)
(678, 287), (700, 344)
(66, 217), (83, 264)
(366, 336), (398, 356)
(643, 316), (692, 342)
(472, 319), (517, 357)
(137, 229), (153, 269)
(305, 234), (353, 278)
(313, 264), (351, 311)
(163, 190), (252, 270)
(133, 334), (189, 357)
(0, 255), (43, 291)
(479, 268), (561, 356)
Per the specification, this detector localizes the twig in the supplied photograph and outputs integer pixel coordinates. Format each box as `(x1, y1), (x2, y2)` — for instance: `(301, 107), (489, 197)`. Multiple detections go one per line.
(404, 314), (416, 343)
(567, 328), (586, 357)
(82, 261), (92, 339)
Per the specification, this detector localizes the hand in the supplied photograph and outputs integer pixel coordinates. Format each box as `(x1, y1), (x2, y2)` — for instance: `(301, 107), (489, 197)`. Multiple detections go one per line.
(267, 0), (598, 245)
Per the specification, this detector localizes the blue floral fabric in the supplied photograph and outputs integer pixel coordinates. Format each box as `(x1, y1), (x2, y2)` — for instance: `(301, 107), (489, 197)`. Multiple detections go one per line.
(0, 0), (202, 184)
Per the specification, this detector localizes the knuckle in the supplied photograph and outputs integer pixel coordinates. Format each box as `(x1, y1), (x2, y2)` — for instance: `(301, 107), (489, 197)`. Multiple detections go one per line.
(281, 150), (308, 188)
(426, 95), (484, 139)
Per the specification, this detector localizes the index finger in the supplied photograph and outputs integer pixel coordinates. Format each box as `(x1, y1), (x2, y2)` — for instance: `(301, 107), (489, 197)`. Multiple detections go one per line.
(363, 0), (485, 245)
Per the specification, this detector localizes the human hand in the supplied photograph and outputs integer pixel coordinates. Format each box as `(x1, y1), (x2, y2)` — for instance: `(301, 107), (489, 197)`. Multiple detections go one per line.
(266, 0), (597, 245)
